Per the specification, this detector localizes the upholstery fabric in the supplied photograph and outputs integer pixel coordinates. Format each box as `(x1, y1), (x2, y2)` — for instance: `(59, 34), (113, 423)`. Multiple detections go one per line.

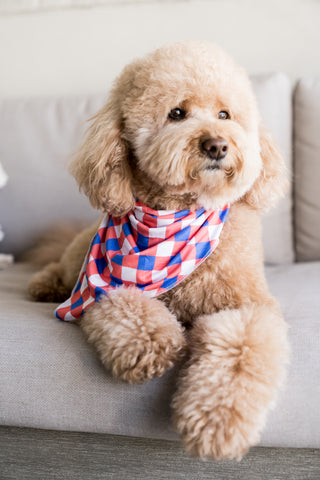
(0, 73), (293, 263)
(252, 73), (293, 264)
(0, 95), (102, 255)
(294, 78), (320, 261)
(1, 262), (319, 448)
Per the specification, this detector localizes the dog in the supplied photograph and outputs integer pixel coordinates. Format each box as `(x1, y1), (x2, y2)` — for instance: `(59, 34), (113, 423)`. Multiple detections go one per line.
(29, 41), (289, 460)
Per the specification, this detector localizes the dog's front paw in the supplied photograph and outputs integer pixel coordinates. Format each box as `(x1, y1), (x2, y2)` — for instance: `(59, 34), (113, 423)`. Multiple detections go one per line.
(172, 357), (260, 460)
(172, 305), (289, 460)
(173, 377), (261, 460)
(81, 287), (186, 383)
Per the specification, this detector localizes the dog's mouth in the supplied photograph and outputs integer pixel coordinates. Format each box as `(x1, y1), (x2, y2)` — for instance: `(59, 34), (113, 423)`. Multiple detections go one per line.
(205, 164), (220, 171)
(201, 155), (225, 172)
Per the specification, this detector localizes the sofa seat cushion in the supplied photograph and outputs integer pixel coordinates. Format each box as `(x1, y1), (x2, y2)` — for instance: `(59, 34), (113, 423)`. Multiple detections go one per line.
(1, 262), (319, 448)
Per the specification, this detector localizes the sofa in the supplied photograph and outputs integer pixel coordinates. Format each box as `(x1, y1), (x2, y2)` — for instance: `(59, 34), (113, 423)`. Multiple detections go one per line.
(0, 73), (319, 479)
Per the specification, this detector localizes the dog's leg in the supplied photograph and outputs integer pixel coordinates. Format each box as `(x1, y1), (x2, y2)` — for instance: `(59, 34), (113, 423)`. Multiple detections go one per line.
(80, 287), (186, 383)
(172, 301), (289, 460)
(29, 221), (99, 303)
(29, 261), (71, 302)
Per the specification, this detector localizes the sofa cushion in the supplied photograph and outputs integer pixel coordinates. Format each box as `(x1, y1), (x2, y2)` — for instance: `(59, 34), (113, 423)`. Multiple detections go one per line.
(0, 73), (293, 263)
(1, 262), (319, 448)
(0, 95), (102, 256)
(252, 73), (293, 264)
(294, 78), (320, 261)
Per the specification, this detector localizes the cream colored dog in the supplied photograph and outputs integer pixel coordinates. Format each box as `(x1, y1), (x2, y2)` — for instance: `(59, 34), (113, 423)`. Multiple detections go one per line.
(29, 41), (289, 460)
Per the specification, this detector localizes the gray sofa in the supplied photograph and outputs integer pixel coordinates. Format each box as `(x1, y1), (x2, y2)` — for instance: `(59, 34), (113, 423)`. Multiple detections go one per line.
(0, 74), (319, 479)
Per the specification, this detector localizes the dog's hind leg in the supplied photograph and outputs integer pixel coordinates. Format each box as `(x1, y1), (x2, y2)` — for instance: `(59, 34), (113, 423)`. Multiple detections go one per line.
(28, 221), (99, 303)
(29, 261), (71, 302)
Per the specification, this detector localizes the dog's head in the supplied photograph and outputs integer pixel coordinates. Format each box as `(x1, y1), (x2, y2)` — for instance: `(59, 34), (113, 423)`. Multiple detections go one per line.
(71, 42), (288, 215)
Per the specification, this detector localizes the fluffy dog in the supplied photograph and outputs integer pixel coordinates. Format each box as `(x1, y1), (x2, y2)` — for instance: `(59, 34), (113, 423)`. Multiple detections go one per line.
(29, 41), (289, 460)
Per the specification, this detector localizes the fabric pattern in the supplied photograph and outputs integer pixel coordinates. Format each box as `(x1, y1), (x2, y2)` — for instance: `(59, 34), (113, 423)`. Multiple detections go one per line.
(55, 201), (229, 321)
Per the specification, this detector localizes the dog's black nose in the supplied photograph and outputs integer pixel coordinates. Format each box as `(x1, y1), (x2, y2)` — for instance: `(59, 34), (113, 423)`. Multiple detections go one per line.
(201, 137), (228, 160)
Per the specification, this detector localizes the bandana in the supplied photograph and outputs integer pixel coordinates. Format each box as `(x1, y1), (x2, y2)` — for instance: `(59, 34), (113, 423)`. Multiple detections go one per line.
(55, 200), (229, 321)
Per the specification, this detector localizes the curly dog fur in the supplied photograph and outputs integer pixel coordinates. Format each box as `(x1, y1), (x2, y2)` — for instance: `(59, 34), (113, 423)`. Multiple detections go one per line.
(29, 41), (289, 460)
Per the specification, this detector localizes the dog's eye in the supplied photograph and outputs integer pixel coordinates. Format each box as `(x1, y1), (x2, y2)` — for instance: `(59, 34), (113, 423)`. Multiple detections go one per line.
(218, 111), (230, 120)
(168, 108), (186, 121)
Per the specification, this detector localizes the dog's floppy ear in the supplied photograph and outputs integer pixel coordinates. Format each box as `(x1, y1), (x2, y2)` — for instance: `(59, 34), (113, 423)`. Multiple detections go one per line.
(70, 97), (135, 216)
(243, 126), (289, 211)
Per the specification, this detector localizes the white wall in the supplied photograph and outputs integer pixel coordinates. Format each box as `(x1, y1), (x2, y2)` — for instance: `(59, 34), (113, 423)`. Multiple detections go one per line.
(1, 0), (319, 98)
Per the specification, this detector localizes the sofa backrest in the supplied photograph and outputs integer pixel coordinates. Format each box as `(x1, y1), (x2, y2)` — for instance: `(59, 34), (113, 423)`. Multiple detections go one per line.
(0, 73), (297, 263)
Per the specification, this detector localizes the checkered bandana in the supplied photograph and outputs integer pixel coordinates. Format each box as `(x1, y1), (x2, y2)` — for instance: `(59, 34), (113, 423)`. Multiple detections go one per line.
(55, 200), (229, 321)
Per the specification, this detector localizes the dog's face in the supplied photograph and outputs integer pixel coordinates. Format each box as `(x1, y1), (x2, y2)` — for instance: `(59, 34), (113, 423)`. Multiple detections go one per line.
(71, 42), (287, 215)
(123, 44), (261, 210)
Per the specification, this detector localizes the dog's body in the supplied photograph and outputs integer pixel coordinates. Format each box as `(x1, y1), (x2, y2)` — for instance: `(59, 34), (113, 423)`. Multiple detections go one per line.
(29, 42), (289, 460)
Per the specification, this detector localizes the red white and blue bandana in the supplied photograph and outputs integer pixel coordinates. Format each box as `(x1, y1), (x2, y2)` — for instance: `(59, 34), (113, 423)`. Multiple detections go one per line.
(55, 201), (229, 321)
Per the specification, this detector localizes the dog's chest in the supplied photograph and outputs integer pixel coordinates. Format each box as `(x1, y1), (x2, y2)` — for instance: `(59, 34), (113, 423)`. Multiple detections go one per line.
(158, 204), (265, 325)
(158, 250), (236, 325)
